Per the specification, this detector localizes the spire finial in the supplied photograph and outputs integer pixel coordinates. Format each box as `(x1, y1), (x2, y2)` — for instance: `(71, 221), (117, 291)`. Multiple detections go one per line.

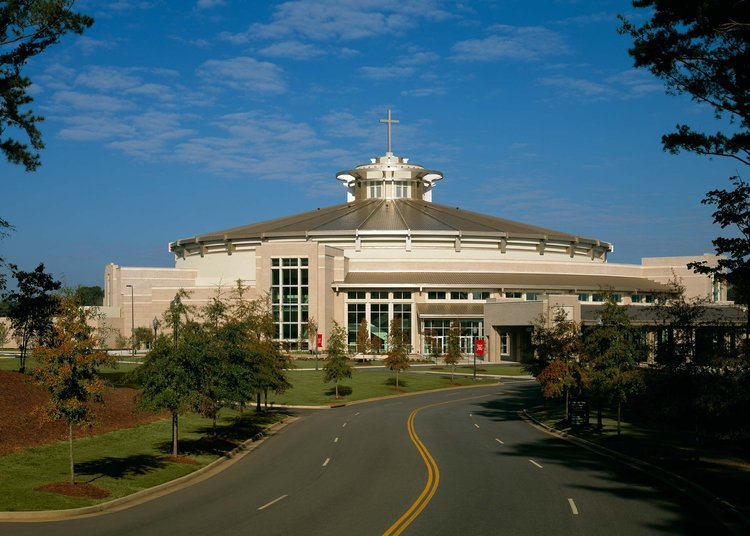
(379, 109), (399, 154)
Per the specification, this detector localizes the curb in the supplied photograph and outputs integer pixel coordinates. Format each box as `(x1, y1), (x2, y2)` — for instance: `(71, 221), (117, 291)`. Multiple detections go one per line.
(0, 416), (297, 522)
(521, 410), (750, 536)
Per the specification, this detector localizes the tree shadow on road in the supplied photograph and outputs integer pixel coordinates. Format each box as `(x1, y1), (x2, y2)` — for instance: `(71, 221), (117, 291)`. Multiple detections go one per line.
(471, 382), (732, 535)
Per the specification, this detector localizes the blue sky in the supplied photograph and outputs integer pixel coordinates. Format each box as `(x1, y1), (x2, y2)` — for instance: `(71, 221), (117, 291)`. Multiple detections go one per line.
(0, 0), (738, 288)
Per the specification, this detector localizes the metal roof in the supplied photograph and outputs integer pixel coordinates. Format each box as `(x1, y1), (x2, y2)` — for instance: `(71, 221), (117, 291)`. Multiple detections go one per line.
(581, 304), (748, 325)
(416, 303), (485, 317)
(339, 272), (669, 292)
(172, 199), (610, 248)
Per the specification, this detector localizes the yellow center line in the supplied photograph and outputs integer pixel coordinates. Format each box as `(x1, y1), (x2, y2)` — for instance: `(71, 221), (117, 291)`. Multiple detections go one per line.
(383, 394), (489, 536)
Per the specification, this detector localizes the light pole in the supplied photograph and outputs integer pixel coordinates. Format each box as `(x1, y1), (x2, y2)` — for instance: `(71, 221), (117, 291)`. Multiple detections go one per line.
(125, 284), (134, 356)
(152, 316), (160, 349)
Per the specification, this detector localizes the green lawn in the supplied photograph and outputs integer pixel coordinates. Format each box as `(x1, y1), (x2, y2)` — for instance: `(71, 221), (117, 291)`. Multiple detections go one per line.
(272, 369), (494, 406)
(442, 364), (527, 376)
(0, 410), (281, 512)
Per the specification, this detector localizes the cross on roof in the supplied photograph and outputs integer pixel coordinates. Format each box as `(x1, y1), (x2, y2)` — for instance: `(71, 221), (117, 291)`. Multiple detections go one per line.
(379, 109), (399, 154)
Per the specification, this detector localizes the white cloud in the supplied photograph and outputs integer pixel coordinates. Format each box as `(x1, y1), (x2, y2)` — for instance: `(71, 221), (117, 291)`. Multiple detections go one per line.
(539, 70), (663, 102)
(124, 83), (176, 102)
(452, 25), (569, 62)
(57, 115), (136, 141)
(168, 34), (211, 48)
(196, 0), (225, 9)
(220, 0), (453, 43)
(75, 36), (115, 55)
(538, 76), (616, 100)
(359, 66), (415, 80)
(555, 12), (616, 26)
(258, 40), (324, 59)
(401, 87), (445, 97)
(398, 50), (439, 66)
(75, 66), (142, 91)
(53, 90), (135, 112)
(197, 57), (287, 94)
(606, 70), (663, 97)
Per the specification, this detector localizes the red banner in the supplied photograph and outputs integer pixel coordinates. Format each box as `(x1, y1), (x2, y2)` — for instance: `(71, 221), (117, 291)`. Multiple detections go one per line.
(475, 339), (485, 356)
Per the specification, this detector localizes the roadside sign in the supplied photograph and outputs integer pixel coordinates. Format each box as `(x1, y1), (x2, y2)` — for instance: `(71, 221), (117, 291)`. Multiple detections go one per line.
(317, 333), (323, 348)
(475, 339), (485, 356)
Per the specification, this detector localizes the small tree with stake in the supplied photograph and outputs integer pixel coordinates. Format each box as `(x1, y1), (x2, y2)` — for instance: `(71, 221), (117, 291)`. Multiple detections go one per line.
(356, 318), (370, 358)
(33, 294), (114, 485)
(324, 321), (352, 399)
(444, 320), (462, 382)
(384, 318), (410, 390)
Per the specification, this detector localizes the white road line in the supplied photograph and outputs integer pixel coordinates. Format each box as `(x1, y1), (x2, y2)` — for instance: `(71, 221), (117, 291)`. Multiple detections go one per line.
(529, 459), (543, 469)
(342, 422), (347, 428)
(334, 437), (339, 443)
(258, 494), (288, 511)
(355, 412), (360, 416)
(568, 498), (579, 515)
(495, 438), (504, 445)
(322, 457), (330, 467)
(474, 423), (480, 429)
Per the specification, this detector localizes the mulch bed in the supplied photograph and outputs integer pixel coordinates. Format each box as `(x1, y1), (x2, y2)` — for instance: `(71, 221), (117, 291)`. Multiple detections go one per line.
(161, 455), (199, 465)
(35, 482), (111, 499)
(0, 370), (164, 457)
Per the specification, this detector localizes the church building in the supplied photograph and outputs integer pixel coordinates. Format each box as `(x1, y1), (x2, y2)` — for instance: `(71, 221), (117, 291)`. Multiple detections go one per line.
(101, 112), (736, 362)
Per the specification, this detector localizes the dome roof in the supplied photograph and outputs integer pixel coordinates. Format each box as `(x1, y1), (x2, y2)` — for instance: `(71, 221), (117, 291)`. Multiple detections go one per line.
(170, 198), (611, 252)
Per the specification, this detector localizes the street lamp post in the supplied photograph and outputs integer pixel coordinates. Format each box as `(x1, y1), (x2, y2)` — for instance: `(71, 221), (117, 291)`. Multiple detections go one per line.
(152, 316), (160, 349)
(125, 284), (134, 356)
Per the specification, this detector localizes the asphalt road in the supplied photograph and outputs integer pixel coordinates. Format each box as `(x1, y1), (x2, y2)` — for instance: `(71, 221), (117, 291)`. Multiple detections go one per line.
(2, 381), (730, 535)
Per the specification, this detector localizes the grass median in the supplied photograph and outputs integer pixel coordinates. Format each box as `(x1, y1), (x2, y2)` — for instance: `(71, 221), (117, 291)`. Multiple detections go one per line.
(272, 369), (495, 406)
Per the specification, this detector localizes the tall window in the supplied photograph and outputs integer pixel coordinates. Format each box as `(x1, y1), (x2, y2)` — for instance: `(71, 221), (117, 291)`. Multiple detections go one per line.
(394, 181), (410, 198)
(271, 258), (308, 344)
(347, 303), (366, 346)
(368, 183), (383, 198)
(500, 333), (510, 355)
(370, 304), (389, 352)
(394, 303), (412, 348)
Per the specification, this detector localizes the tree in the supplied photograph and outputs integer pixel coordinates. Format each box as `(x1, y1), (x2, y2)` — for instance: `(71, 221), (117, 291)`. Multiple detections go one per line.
(619, 1), (750, 167)
(687, 176), (750, 349)
(528, 307), (584, 420)
(584, 296), (645, 434)
(355, 318), (370, 356)
(32, 294), (114, 484)
(444, 320), (462, 382)
(4, 262), (61, 373)
(1, 1), (94, 171)
(323, 321), (352, 399)
(163, 288), (193, 342)
(136, 323), (204, 457)
(307, 316), (318, 351)
(384, 318), (410, 390)
(132, 326), (153, 350)
(423, 328), (441, 363)
(620, 2), (750, 352)
(0, 320), (10, 348)
(0, 217), (12, 291)
(73, 285), (103, 306)
(229, 284), (290, 412)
